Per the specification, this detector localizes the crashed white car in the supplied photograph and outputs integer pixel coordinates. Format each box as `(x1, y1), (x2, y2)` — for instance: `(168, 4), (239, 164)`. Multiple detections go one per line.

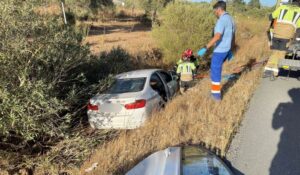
(87, 69), (178, 129)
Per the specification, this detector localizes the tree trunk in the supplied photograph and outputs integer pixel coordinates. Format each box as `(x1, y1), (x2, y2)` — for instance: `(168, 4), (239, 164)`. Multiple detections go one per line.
(151, 8), (157, 26)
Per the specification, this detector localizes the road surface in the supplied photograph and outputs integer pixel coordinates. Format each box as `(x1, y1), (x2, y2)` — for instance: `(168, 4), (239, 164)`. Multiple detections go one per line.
(226, 76), (300, 175)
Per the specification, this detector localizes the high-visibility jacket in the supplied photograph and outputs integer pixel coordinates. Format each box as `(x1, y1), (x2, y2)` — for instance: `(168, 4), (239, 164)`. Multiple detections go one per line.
(272, 4), (300, 28)
(176, 61), (196, 81)
(176, 57), (199, 67)
(272, 4), (300, 40)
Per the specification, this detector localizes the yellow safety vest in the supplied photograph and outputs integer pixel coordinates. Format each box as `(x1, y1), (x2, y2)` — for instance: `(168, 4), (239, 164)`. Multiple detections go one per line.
(272, 4), (300, 28)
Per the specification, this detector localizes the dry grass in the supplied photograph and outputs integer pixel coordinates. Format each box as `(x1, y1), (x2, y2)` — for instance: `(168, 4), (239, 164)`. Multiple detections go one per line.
(83, 21), (155, 56)
(115, 7), (145, 18)
(78, 16), (271, 175)
(0, 11), (270, 175)
(36, 4), (155, 56)
(35, 3), (61, 16)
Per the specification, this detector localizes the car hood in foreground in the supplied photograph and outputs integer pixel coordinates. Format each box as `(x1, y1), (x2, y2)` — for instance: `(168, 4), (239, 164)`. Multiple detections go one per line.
(126, 146), (233, 175)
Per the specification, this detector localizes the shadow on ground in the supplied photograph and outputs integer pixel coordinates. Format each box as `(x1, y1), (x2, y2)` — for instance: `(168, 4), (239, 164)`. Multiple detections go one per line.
(270, 88), (300, 175)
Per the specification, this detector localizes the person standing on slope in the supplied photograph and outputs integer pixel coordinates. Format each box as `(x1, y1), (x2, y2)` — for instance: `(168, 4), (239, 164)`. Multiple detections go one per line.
(177, 49), (196, 94)
(197, 1), (235, 101)
(264, 0), (300, 78)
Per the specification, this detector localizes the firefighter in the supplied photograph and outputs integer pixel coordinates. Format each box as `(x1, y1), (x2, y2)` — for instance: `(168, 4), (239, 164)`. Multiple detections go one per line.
(264, 0), (300, 77)
(177, 50), (196, 94)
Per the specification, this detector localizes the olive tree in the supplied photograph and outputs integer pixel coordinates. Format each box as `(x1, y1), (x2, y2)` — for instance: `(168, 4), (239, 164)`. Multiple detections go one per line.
(152, 3), (215, 63)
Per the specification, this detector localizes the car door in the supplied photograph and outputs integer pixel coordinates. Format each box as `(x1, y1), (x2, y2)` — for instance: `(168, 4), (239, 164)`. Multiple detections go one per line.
(149, 73), (168, 108)
(158, 71), (178, 98)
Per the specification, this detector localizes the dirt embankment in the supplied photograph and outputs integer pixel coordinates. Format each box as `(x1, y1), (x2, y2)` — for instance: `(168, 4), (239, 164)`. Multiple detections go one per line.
(77, 16), (271, 175)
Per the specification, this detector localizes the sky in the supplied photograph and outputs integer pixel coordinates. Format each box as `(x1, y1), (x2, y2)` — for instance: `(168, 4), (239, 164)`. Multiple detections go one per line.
(192, 0), (277, 7)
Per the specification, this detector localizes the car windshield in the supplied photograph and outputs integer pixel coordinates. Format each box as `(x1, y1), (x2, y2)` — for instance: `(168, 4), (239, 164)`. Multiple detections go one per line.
(107, 78), (146, 94)
(182, 147), (232, 175)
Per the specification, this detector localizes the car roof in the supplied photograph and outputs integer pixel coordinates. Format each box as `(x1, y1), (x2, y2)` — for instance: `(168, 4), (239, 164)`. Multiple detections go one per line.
(116, 69), (162, 79)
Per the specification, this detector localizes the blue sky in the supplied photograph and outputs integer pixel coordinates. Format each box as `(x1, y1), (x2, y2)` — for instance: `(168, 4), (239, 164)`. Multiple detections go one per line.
(192, 0), (277, 7)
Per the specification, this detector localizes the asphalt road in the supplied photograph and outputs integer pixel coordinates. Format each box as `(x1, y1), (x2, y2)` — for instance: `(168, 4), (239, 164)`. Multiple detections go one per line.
(226, 75), (300, 175)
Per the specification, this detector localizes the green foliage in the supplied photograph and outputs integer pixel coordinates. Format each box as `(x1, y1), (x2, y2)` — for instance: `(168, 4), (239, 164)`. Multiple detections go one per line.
(0, 0), (130, 151)
(245, 7), (272, 17)
(89, 0), (114, 14)
(0, 1), (136, 172)
(84, 47), (134, 83)
(125, 0), (140, 9)
(98, 47), (134, 75)
(248, 0), (261, 9)
(229, 0), (247, 11)
(152, 3), (215, 63)
(0, 0), (79, 142)
(226, 3), (272, 18)
(232, 0), (245, 5)
(125, 0), (174, 22)
(46, 0), (115, 20)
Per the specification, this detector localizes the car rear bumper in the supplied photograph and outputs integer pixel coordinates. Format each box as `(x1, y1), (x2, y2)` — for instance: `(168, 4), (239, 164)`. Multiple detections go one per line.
(88, 109), (147, 129)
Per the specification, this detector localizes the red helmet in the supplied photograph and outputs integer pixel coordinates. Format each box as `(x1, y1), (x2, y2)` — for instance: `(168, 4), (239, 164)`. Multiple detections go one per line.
(182, 49), (193, 60)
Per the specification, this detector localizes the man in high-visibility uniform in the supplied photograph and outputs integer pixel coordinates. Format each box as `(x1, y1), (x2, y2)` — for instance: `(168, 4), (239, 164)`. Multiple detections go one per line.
(177, 50), (196, 94)
(264, 0), (300, 77)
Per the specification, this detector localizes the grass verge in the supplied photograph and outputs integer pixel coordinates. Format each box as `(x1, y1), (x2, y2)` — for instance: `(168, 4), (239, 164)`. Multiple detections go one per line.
(79, 16), (270, 175)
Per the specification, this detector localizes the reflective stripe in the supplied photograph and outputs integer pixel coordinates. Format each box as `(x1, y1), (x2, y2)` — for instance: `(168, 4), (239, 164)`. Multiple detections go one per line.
(276, 20), (297, 28)
(279, 9), (288, 20)
(292, 13), (300, 24)
(264, 67), (279, 72)
(178, 63), (194, 74)
(293, 11), (298, 22)
(211, 90), (221, 94)
(212, 81), (221, 85)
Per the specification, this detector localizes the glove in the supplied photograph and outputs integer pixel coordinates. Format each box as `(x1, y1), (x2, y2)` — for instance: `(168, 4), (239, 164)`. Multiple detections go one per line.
(197, 47), (207, 57)
(227, 50), (234, 61)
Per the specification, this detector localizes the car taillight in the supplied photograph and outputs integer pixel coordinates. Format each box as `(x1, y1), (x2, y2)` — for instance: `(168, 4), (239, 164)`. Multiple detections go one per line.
(125, 100), (146, 110)
(87, 102), (99, 111)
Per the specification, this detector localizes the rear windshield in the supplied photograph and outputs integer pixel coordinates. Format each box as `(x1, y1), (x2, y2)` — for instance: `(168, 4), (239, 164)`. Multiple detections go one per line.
(107, 78), (146, 94)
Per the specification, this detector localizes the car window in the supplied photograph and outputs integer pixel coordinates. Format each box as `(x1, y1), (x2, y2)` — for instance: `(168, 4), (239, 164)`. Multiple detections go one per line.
(150, 73), (164, 89)
(181, 147), (232, 175)
(158, 71), (172, 83)
(107, 78), (146, 94)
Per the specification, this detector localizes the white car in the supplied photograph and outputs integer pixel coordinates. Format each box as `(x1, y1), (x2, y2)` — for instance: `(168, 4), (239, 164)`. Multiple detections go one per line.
(126, 146), (234, 175)
(87, 69), (179, 129)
